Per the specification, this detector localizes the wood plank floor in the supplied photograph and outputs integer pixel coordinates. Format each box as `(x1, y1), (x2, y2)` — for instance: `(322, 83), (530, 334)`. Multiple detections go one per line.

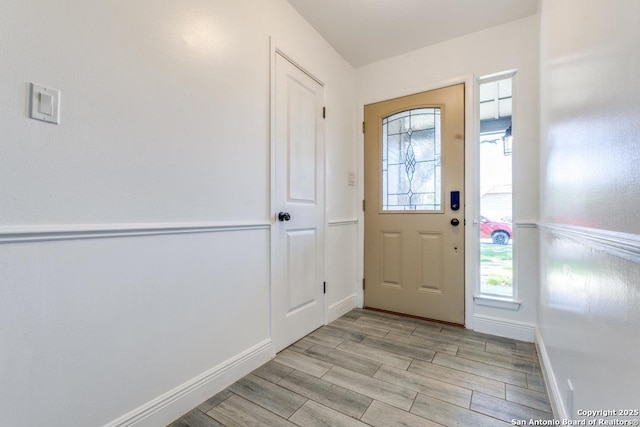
(168, 309), (553, 426)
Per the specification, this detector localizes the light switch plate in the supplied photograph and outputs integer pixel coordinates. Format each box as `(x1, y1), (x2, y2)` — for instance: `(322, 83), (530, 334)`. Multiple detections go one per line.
(348, 171), (356, 187)
(30, 83), (60, 124)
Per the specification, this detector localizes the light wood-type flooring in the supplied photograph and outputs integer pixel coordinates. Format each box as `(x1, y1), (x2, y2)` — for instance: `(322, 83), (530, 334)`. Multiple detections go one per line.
(168, 308), (553, 426)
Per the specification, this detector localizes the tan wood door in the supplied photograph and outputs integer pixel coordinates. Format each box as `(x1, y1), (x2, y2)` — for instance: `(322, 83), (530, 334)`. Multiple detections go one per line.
(273, 52), (325, 351)
(364, 84), (465, 324)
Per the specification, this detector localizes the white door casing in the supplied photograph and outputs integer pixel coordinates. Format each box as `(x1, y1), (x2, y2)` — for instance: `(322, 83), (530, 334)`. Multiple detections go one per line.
(272, 52), (325, 352)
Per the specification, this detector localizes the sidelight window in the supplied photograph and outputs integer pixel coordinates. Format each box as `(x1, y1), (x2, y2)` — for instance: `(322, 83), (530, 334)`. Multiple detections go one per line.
(478, 74), (514, 298)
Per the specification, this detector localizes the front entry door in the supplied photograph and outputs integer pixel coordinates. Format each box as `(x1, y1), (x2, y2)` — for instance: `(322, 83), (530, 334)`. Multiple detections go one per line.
(364, 84), (465, 324)
(273, 52), (325, 351)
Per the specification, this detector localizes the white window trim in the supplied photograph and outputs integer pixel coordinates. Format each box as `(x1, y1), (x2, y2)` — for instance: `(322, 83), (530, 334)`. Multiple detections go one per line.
(473, 295), (521, 310)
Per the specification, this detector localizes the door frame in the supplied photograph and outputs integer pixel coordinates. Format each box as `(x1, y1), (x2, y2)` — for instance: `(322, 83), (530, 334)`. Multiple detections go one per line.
(357, 75), (477, 328)
(269, 41), (328, 351)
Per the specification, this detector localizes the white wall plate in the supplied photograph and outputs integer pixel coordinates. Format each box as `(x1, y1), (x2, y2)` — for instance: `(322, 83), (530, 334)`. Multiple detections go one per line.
(30, 82), (61, 124)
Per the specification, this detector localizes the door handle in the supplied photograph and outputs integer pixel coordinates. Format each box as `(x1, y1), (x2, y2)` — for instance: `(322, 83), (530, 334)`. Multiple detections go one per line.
(278, 212), (291, 222)
(450, 218), (460, 226)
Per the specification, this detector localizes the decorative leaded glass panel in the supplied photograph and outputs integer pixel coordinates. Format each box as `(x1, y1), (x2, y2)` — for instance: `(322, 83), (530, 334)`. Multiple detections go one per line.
(382, 108), (441, 211)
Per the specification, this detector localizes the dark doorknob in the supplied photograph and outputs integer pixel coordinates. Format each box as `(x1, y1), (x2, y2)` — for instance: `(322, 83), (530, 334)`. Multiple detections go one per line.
(278, 212), (291, 222)
(450, 218), (460, 226)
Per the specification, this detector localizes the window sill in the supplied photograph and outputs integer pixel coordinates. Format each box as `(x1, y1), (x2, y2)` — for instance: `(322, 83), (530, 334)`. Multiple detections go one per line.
(473, 295), (521, 310)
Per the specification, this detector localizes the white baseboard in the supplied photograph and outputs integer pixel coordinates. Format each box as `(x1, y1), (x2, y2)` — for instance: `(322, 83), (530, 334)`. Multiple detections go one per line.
(327, 294), (357, 323)
(104, 339), (274, 427)
(536, 327), (565, 420)
(473, 314), (536, 342)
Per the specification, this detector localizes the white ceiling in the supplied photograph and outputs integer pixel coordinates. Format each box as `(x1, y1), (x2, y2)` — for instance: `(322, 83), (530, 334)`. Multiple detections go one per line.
(286, 0), (539, 68)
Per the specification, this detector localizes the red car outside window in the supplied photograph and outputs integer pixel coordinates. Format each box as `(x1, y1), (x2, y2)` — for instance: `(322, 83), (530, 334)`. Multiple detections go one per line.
(480, 216), (512, 245)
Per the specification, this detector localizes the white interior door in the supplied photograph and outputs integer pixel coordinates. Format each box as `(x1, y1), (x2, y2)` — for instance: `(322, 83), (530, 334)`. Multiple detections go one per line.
(273, 52), (325, 352)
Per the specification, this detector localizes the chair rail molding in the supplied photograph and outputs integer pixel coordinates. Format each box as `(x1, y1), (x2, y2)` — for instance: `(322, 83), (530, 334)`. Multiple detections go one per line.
(328, 219), (359, 227)
(0, 220), (271, 244)
(538, 222), (640, 264)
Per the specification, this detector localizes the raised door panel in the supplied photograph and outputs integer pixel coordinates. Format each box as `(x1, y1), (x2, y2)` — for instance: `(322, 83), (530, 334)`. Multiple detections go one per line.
(287, 77), (317, 204)
(417, 232), (443, 293)
(286, 229), (317, 314)
(381, 232), (402, 288)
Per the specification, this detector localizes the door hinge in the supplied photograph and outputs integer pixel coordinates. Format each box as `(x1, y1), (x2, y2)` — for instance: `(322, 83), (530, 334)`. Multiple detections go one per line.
(323, 281), (326, 294)
(362, 278), (365, 289)
(323, 107), (326, 119)
(362, 199), (365, 211)
(362, 121), (365, 133)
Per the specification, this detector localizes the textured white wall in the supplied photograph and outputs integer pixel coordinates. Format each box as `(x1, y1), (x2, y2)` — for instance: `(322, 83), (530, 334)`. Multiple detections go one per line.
(0, 1), (271, 225)
(326, 222), (359, 321)
(0, 230), (271, 426)
(539, 0), (640, 418)
(0, 1), (357, 426)
(540, 1), (640, 233)
(356, 16), (540, 334)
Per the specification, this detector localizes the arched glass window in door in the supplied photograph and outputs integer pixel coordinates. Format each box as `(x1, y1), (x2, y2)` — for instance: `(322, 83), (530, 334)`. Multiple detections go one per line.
(382, 108), (441, 211)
